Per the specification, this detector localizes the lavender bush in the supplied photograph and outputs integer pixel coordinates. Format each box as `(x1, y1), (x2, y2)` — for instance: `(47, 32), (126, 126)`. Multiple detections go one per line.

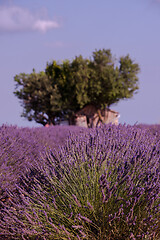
(0, 124), (160, 239)
(0, 125), (85, 190)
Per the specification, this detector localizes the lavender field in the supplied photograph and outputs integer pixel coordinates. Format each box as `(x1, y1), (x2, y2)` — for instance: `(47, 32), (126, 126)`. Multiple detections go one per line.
(0, 124), (160, 239)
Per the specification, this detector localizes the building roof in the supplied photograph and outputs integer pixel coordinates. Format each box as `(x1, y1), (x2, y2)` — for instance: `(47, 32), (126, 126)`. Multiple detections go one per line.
(75, 104), (119, 117)
(75, 105), (97, 117)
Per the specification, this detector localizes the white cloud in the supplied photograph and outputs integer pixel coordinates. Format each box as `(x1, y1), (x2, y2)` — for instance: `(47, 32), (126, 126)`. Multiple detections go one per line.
(33, 20), (59, 32)
(0, 5), (60, 33)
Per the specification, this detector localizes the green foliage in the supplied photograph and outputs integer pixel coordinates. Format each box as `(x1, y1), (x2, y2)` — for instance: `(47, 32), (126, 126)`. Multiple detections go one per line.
(14, 49), (140, 125)
(87, 50), (139, 107)
(14, 70), (62, 125)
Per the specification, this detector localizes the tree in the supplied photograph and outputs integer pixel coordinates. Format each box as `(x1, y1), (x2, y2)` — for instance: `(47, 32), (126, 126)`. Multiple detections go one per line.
(14, 49), (140, 126)
(14, 70), (62, 126)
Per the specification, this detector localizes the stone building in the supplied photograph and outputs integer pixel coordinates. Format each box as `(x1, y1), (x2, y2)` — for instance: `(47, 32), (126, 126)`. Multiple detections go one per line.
(70, 104), (119, 128)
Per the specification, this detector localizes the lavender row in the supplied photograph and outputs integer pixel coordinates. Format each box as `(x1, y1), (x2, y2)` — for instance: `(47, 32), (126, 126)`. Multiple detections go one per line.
(0, 124), (160, 239)
(0, 125), (86, 192)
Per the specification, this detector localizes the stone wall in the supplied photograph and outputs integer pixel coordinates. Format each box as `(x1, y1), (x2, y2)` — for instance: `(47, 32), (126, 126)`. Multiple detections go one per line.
(72, 105), (119, 128)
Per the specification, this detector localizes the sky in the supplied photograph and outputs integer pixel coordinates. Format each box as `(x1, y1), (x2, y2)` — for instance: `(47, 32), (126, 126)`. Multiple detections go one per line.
(0, 0), (160, 127)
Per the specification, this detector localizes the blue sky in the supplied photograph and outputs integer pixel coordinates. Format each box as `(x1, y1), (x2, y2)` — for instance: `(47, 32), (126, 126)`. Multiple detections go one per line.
(0, 0), (160, 127)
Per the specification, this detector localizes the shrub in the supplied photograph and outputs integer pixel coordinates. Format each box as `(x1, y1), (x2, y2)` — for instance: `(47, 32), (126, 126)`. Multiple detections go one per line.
(0, 124), (159, 239)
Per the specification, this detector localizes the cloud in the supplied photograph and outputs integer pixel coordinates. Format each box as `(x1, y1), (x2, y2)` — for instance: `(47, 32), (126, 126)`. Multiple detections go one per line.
(0, 5), (60, 33)
(33, 20), (59, 32)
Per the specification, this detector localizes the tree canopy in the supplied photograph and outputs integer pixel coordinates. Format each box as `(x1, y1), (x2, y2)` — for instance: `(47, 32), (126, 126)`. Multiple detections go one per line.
(14, 49), (140, 125)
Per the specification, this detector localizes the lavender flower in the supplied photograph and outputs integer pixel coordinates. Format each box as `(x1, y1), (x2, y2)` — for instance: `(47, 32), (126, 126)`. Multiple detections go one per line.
(0, 123), (159, 239)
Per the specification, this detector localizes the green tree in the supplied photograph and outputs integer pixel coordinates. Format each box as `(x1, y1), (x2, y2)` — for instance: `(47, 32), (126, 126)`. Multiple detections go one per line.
(14, 70), (62, 126)
(87, 49), (139, 108)
(14, 49), (140, 126)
